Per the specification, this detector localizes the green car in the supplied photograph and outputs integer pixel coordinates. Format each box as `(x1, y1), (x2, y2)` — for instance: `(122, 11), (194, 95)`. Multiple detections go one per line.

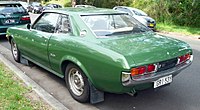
(0, 1), (31, 36)
(6, 8), (193, 103)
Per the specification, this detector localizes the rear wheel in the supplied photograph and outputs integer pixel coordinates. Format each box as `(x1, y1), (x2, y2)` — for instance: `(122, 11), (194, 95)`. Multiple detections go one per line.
(11, 39), (20, 62)
(65, 63), (90, 103)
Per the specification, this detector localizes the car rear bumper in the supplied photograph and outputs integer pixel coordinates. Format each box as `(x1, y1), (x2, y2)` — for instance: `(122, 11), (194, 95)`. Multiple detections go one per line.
(122, 55), (193, 87)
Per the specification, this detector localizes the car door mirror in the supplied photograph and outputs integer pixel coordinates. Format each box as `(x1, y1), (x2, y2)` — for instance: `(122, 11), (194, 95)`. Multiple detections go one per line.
(80, 30), (87, 37)
(27, 24), (31, 30)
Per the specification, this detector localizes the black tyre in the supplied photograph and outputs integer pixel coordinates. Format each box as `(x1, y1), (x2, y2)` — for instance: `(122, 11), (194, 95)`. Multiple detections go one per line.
(65, 63), (90, 103)
(11, 39), (20, 62)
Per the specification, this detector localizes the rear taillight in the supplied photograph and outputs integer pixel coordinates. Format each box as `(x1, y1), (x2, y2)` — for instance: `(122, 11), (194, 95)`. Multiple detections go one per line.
(131, 68), (138, 76)
(127, 54), (192, 78)
(179, 56), (185, 63)
(131, 64), (156, 77)
(178, 54), (191, 64)
(131, 66), (146, 76)
(138, 66), (146, 74)
(21, 15), (30, 21)
(185, 54), (191, 60)
(147, 64), (156, 72)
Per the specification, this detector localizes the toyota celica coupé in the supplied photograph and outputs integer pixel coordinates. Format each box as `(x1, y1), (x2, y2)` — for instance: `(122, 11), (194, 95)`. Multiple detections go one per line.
(6, 8), (193, 103)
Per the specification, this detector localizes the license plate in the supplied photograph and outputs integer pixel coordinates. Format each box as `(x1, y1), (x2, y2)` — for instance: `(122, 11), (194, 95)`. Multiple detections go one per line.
(5, 19), (15, 24)
(154, 75), (172, 88)
(149, 23), (154, 27)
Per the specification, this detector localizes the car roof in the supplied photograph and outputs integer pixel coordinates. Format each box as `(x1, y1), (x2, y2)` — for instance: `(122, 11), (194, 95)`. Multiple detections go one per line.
(75, 5), (96, 8)
(114, 6), (129, 9)
(0, 1), (21, 5)
(47, 3), (61, 5)
(44, 7), (126, 16)
(113, 6), (147, 15)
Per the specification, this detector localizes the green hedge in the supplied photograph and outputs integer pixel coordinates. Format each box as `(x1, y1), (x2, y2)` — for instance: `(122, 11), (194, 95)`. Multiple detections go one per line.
(130, 0), (200, 28)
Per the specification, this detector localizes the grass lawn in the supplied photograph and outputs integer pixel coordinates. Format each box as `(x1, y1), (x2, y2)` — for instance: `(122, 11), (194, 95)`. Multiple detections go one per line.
(157, 23), (200, 36)
(0, 62), (51, 110)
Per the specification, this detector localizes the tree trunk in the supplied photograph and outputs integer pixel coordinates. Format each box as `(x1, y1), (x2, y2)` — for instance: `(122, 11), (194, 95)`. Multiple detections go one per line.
(71, 0), (76, 7)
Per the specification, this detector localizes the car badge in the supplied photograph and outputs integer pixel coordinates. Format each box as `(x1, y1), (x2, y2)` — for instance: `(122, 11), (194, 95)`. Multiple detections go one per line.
(158, 63), (166, 68)
(158, 64), (161, 68)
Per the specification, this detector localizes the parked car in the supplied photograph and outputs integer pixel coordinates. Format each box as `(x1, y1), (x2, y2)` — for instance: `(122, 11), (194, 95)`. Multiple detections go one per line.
(0, 1), (31, 36)
(6, 8), (193, 103)
(27, 2), (43, 14)
(43, 3), (62, 11)
(19, 1), (29, 12)
(113, 6), (156, 31)
(46, 3), (62, 8)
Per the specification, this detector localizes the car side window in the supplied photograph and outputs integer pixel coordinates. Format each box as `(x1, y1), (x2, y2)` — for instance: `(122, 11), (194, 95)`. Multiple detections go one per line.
(56, 15), (71, 33)
(32, 13), (59, 33)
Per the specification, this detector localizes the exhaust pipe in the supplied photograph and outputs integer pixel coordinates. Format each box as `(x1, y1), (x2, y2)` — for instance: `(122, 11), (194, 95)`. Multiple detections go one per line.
(127, 89), (137, 97)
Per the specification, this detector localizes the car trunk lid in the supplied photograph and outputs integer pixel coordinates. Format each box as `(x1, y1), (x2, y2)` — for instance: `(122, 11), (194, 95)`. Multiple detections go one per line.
(99, 32), (192, 67)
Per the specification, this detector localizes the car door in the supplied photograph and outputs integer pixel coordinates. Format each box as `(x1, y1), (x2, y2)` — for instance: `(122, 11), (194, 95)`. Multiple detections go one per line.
(20, 12), (59, 68)
(48, 14), (73, 74)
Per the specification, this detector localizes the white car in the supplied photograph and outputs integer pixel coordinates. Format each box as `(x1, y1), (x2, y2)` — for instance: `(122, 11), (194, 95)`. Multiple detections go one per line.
(113, 6), (156, 31)
(19, 1), (29, 11)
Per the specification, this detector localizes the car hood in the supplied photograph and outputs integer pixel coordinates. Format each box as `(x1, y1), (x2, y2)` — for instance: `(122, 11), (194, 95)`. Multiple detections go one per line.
(99, 32), (192, 67)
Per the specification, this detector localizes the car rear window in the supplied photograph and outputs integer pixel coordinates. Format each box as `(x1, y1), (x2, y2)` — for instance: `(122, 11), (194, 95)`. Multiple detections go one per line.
(81, 14), (150, 38)
(0, 4), (26, 14)
(132, 9), (147, 16)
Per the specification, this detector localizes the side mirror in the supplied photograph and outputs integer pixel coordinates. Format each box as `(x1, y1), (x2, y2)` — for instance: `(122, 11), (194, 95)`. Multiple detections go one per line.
(27, 24), (31, 30)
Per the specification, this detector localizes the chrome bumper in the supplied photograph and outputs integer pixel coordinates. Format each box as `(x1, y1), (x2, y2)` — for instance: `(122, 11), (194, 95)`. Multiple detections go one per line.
(122, 55), (193, 87)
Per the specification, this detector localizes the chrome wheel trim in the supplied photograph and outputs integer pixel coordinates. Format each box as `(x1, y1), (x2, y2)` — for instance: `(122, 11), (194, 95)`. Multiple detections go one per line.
(68, 68), (84, 96)
(12, 42), (18, 59)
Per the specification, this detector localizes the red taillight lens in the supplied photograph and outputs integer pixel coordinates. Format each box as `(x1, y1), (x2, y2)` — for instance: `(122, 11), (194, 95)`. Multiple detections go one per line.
(185, 54), (191, 60)
(147, 64), (155, 72)
(179, 54), (191, 63)
(138, 66), (146, 74)
(131, 66), (146, 76)
(21, 16), (30, 21)
(179, 56), (185, 63)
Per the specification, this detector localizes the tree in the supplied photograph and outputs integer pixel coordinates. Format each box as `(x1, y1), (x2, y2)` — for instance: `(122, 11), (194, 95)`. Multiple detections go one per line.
(131, 0), (200, 27)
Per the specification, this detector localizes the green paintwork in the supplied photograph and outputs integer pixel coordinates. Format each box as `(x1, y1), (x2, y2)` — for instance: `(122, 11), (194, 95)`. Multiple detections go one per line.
(6, 8), (192, 93)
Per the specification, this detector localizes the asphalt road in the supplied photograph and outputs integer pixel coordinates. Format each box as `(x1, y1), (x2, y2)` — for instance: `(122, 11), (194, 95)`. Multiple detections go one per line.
(0, 13), (200, 110)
